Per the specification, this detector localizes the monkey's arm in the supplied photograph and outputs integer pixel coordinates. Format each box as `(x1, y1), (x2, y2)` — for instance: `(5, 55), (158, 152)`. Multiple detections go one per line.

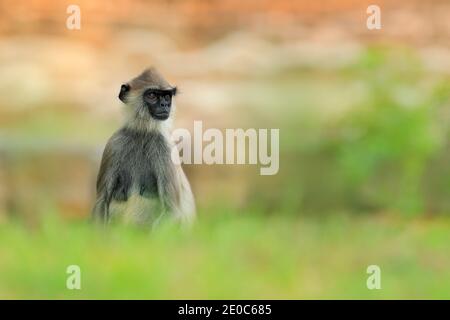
(161, 148), (195, 224)
(175, 165), (196, 225)
(92, 141), (114, 222)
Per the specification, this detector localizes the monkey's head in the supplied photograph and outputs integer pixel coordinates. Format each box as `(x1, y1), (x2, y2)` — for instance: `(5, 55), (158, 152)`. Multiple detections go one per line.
(119, 67), (177, 122)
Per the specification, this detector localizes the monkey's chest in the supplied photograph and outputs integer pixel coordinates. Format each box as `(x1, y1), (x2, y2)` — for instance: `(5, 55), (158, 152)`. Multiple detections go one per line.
(106, 130), (172, 223)
(111, 130), (170, 202)
(109, 164), (163, 225)
(110, 164), (159, 202)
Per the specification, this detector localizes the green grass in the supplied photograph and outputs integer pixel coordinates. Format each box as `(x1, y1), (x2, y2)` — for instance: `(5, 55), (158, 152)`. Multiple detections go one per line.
(0, 212), (449, 299)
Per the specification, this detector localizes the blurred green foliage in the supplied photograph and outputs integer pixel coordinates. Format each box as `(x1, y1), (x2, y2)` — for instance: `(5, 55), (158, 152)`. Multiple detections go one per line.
(336, 48), (444, 215)
(247, 47), (450, 216)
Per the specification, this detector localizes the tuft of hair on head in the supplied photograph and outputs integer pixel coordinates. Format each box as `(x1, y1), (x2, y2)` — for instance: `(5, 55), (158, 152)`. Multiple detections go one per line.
(129, 67), (174, 91)
(119, 67), (177, 104)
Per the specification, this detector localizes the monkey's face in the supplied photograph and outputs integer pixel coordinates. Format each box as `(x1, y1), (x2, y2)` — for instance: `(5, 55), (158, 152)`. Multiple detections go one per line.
(142, 88), (175, 121)
(119, 84), (177, 122)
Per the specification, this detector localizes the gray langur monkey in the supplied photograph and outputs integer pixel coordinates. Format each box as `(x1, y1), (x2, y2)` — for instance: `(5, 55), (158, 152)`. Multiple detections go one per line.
(92, 67), (195, 227)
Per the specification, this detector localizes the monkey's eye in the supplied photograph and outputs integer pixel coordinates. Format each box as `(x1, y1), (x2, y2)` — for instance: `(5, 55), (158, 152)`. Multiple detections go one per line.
(165, 94), (170, 100)
(145, 92), (157, 101)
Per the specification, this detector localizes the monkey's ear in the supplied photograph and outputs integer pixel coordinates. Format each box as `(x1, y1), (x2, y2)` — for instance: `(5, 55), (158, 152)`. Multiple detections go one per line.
(118, 84), (130, 102)
(172, 86), (178, 96)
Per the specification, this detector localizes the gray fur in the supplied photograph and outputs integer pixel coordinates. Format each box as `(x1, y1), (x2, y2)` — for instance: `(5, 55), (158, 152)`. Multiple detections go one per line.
(92, 68), (195, 226)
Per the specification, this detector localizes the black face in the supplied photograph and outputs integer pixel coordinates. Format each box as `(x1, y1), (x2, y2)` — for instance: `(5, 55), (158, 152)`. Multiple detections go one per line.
(143, 88), (176, 120)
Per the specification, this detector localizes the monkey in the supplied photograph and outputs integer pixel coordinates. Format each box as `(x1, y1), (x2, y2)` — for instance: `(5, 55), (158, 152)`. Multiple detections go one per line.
(92, 67), (195, 227)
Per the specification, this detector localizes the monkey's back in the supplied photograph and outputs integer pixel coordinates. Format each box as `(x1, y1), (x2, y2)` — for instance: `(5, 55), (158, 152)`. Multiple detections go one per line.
(95, 127), (177, 225)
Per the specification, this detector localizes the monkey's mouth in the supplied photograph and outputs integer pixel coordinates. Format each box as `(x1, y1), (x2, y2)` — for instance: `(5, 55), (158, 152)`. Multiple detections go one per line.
(145, 102), (170, 120)
(152, 111), (170, 120)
